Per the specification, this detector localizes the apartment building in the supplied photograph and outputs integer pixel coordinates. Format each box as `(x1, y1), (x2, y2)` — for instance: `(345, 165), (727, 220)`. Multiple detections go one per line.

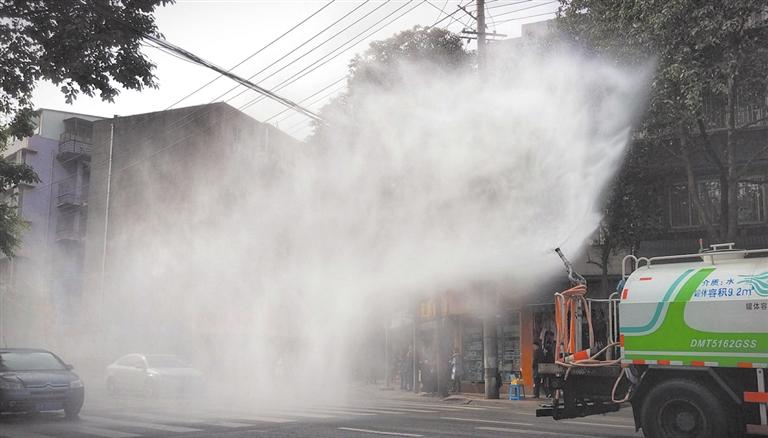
(0, 109), (102, 346)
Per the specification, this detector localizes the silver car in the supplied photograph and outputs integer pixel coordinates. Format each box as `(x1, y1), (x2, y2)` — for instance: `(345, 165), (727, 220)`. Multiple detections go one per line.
(105, 354), (204, 397)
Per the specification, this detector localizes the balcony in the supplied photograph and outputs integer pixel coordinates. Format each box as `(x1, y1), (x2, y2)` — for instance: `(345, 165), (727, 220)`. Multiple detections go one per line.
(58, 132), (92, 161)
(56, 210), (85, 242)
(55, 225), (84, 242)
(57, 184), (85, 208)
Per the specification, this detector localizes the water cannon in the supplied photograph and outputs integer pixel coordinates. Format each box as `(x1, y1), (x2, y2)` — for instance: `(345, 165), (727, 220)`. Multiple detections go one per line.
(554, 247), (586, 286)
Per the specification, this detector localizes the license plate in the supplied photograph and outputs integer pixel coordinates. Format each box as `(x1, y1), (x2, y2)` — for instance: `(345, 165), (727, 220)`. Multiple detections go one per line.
(36, 402), (63, 411)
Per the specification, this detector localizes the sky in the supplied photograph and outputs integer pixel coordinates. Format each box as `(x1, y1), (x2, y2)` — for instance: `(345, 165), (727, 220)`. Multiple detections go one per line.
(31, 0), (560, 139)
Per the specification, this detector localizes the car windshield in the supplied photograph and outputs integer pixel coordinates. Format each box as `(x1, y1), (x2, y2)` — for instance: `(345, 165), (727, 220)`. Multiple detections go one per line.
(145, 355), (189, 368)
(0, 352), (66, 371)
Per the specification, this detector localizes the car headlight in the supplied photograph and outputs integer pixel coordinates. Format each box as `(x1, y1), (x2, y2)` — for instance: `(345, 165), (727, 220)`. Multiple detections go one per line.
(0, 380), (24, 390)
(70, 379), (84, 389)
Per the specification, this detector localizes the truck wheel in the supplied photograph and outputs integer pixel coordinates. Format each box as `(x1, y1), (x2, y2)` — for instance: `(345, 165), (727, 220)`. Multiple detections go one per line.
(640, 379), (737, 438)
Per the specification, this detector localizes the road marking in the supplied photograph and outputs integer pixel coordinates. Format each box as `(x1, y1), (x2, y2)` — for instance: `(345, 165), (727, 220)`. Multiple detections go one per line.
(118, 412), (252, 428)
(207, 420), (253, 428)
(220, 415), (295, 423)
(337, 427), (423, 437)
(67, 425), (142, 438)
(305, 407), (375, 416)
(379, 403), (486, 411)
(0, 431), (58, 438)
(367, 407), (438, 413)
(267, 411), (335, 419)
(335, 408), (405, 415)
(379, 402), (487, 411)
(82, 415), (202, 433)
(563, 420), (636, 429)
(476, 426), (591, 437)
(441, 416), (534, 426)
(204, 412), (296, 423)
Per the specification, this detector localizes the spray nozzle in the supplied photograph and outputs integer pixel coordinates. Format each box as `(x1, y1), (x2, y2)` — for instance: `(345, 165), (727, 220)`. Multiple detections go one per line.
(554, 247), (586, 286)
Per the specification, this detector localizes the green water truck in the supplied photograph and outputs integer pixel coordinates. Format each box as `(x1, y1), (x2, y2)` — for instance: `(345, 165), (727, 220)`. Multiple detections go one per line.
(537, 243), (768, 438)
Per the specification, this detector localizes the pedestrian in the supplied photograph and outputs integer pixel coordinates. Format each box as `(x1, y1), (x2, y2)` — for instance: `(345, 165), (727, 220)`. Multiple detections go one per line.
(449, 349), (462, 393)
(494, 368), (503, 396)
(532, 340), (545, 398)
(542, 330), (555, 397)
(403, 347), (414, 391)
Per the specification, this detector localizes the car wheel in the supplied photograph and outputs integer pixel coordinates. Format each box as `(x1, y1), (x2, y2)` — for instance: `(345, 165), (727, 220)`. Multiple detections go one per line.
(640, 378), (738, 438)
(64, 405), (81, 420)
(106, 377), (119, 397)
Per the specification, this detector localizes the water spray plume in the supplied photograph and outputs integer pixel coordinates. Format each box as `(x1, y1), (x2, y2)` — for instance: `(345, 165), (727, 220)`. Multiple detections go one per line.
(51, 39), (651, 408)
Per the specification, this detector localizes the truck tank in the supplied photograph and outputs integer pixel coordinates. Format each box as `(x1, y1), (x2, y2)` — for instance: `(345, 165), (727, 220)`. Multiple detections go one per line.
(620, 251), (768, 368)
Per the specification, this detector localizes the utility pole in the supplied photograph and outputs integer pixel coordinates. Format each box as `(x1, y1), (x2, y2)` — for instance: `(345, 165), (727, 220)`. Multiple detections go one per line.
(476, 0), (486, 70)
(384, 318), (391, 389)
(483, 289), (499, 399)
(475, 0), (500, 400)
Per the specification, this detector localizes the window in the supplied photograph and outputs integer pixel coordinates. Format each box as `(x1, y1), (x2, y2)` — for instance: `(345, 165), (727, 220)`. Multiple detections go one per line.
(669, 179), (765, 228)
(738, 181), (765, 224)
(670, 183), (693, 228)
(696, 180), (721, 225)
(0, 352), (66, 371)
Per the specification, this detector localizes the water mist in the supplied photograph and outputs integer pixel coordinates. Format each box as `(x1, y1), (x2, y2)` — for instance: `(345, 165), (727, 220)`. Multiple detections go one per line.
(76, 41), (650, 408)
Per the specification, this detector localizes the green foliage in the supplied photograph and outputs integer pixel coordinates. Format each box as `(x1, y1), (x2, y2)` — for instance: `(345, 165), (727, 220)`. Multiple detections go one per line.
(559, 0), (768, 132)
(0, 0), (173, 144)
(599, 143), (664, 254)
(347, 26), (471, 90)
(311, 26), (470, 140)
(0, 0), (171, 256)
(560, 0), (768, 241)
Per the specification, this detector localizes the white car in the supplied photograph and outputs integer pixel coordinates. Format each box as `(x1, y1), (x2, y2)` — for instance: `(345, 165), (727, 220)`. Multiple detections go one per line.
(105, 354), (204, 397)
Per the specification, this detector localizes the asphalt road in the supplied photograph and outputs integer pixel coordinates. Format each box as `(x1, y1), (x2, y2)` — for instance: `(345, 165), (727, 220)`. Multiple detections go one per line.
(0, 387), (642, 438)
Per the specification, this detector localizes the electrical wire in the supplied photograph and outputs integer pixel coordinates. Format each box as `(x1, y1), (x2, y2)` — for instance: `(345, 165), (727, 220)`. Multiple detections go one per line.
(493, 10), (555, 24)
(432, 0), (449, 22)
(207, 1), (373, 106)
(273, 83), (346, 126)
(264, 76), (347, 123)
(87, 0), (324, 122)
(491, 0), (557, 19)
(165, 0), (336, 110)
(223, 0), (392, 107)
(127, 0), (376, 149)
(238, 1), (422, 112)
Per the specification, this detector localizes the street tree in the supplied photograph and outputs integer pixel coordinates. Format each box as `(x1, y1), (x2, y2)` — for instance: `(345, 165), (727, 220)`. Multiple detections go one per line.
(0, 0), (172, 255)
(311, 26), (471, 140)
(559, 0), (768, 242)
(589, 142), (664, 294)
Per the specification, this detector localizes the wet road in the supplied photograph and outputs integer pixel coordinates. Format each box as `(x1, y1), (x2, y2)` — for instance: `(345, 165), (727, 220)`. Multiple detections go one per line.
(0, 387), (642, 437)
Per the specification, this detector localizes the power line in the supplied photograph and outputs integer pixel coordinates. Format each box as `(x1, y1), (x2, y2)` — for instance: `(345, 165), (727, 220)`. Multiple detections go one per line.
(433, 0), (449, 22)
(129, 1), (377, 149)
(493, 9), (555, 24)
(165, 0), (336, 110)
(491, 0), (556, 19)
(88, 1), (325, 122)
(430, 1), (473, 27)
(223, 0), (393, 107)
(208, 1), (374, 105)
(238, 1), (423, 112)
(272, 83), (347, 126)
(265, 76), (347, 123)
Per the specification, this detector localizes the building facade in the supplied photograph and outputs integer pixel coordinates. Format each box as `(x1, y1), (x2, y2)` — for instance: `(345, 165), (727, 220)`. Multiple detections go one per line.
(0, 109), (102, 346)
(80, 102), (298, 366)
